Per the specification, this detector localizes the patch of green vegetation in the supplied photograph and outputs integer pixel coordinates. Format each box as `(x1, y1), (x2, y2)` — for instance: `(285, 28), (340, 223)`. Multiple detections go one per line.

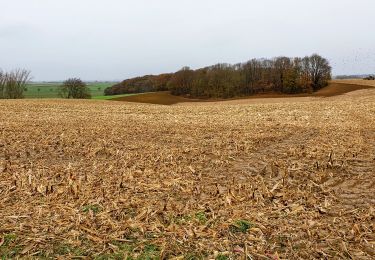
(95, 252), (127, 260)
(195, 212), (208, 224)
(138, 244), (160, 260)
(111, 241), (134, 252)
(174, 214), (193, 225)
(82, 204), (102, 214)
(54, 244), (70, 255)
(34, 251), (54, 259)
(24, 82), (116, 99)
(23, 83), (60, 98)
(216, 254), (229, 260)
(53, 243), (88, 257)
(184, 253), (204, 260)
(72, 247), (88, 257)
(173, 212), (209, 226)
(229, 220), (252, 234)
(23, 82), (154, 100)
(95, 241), (134, 260)
(0, 233), (22, 259)
(93, 242), (159, 260)
(2, 234), (17, 246)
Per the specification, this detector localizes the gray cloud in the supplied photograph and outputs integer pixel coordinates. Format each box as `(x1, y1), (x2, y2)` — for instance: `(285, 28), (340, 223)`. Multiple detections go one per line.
(0, 0), (374, 81)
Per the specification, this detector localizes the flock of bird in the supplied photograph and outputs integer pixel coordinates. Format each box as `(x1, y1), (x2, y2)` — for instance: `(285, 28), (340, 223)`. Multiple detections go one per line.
(331, 48), (375, 76)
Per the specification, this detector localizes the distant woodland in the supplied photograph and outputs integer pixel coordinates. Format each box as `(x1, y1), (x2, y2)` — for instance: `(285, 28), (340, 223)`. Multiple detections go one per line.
(335, 74), (375, 79)
(105, 54), (332, 98)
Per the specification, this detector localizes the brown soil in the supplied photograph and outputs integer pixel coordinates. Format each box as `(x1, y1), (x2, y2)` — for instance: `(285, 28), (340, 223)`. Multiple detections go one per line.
(111, 91), (203, 105)
(112, 82), (374, 105)
(314, 82), (373, 97)
(332, 79), (375, 87)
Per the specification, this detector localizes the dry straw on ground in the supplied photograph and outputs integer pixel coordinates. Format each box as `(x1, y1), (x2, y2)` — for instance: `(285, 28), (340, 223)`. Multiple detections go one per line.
(0, 88), (374, 259)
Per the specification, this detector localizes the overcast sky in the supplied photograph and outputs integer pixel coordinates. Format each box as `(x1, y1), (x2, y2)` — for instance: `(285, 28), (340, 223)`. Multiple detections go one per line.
(1, 0), (374, 81)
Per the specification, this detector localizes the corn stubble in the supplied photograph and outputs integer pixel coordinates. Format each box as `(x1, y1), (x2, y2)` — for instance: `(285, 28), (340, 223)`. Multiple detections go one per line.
(0, 91), (374, 259)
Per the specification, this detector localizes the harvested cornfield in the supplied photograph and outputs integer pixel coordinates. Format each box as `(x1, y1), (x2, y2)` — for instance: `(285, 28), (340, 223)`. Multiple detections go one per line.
(332, 79), (375, 87)
(1, 89), (375, 259)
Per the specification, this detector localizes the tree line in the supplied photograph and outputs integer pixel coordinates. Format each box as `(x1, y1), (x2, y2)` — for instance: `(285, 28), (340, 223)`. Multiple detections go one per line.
(105, 54), (332, 98)
(0, 69), (92, 99)
(104, 74), (172, 95)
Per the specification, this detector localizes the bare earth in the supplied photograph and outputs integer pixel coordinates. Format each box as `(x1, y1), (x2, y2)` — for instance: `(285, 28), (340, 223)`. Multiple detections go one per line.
(332, 79), (375, 87)
(113, 82), (374, 105)
(0, 85), (374, 259)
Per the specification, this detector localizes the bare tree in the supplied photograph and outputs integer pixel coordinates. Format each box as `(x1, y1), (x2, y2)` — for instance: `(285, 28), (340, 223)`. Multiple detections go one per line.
(105, 54), (332, 98)
(167, 67), (194, 96)
(307, 54), (332, 91)
(58, 78), (91, 99)
(0, 70), (5, 99)
(0, 69), (31, 99)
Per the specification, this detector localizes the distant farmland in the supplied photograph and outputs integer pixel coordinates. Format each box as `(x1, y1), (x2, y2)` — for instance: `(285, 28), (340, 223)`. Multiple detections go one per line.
(24, 82), (117, 99)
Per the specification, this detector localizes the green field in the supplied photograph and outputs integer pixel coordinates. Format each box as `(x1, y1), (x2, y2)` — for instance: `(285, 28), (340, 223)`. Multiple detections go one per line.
(24, 82), (117, 99)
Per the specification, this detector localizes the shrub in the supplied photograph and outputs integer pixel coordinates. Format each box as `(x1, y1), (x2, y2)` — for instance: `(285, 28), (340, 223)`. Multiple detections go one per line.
(0, 69), (31, 99)
(58, 78), (91, 99)
(229, 220), (252, 233)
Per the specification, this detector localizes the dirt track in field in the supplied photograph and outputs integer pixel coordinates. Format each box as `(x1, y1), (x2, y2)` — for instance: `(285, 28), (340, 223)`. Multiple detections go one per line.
(111, 91), (202, 105)
(332, 79), (375, 87)
(111, 82), (374, 105)
(314, 82), (374, 97)
(0, 85), (374, 259)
